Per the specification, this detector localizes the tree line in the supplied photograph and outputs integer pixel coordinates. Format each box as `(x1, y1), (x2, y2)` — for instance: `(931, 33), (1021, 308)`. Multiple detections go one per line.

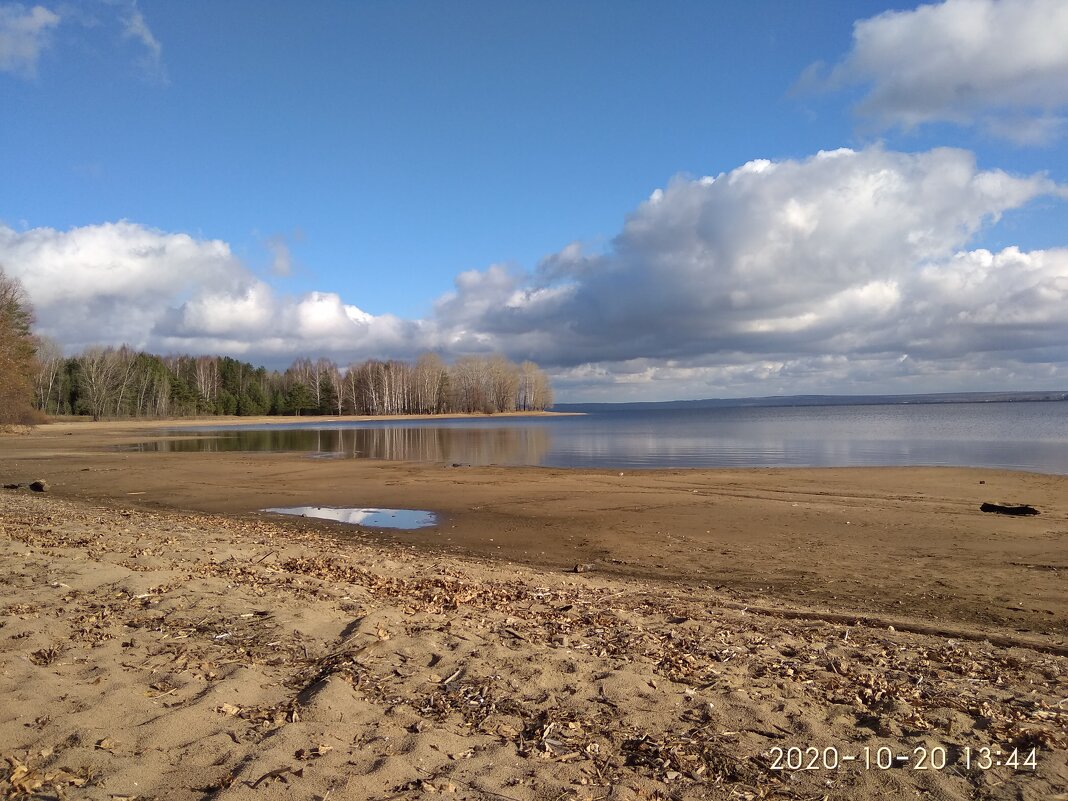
(33, 347), (554, 421)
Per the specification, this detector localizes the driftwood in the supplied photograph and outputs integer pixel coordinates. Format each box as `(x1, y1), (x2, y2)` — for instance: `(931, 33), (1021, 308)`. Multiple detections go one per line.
(980, 502), (1039, 516)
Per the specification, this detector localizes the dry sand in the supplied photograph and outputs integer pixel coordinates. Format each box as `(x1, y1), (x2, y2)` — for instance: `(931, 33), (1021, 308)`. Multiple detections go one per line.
(1, 420), (1066, 800)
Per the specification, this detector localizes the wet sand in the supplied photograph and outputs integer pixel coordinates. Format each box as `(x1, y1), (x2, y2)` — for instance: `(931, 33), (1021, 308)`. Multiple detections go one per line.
(5, 419), (1067, 645)
(1, 420), (1066, 800)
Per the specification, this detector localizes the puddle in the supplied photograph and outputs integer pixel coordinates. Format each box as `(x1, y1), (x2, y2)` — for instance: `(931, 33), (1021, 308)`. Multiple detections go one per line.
(262, 506), (437, 529)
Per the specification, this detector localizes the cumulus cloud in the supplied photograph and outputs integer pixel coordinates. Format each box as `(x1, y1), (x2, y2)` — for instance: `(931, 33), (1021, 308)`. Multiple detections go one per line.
(2, 145), (1066, 399)
(429, 146), (1068, 397)
(441, 147), (1060, 355)
(0, 3), (59, 77)
(810, 0), (1068, 143)
(0, 220), (415, 362)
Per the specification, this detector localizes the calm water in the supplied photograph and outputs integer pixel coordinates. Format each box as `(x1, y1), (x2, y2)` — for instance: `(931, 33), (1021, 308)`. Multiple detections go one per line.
(129, 402), (1068, 473)
(262, 506), (437, 529)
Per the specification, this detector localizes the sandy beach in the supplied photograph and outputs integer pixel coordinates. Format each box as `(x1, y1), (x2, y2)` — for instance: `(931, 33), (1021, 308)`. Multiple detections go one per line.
(1, 420), (1066, 800)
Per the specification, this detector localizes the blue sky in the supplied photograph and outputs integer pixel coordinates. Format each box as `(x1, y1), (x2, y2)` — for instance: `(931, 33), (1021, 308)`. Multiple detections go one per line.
(2, 0), (1067, 400)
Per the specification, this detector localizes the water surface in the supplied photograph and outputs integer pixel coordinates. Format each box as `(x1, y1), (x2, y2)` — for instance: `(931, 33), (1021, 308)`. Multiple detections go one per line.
(129, 402), (1068, 473)
(263, 506), (437, 529)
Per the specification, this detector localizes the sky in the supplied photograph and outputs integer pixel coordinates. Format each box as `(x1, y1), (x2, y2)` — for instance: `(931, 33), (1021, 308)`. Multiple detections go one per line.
(1, 0), (1067, 402)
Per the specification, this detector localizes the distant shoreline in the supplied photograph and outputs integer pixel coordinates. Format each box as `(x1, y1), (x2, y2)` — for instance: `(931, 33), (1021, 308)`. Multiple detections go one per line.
(555, 389), (1068, 412)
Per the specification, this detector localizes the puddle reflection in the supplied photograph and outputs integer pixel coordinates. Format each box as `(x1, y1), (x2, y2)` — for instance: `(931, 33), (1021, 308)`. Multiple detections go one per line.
(263, 506), (437, 529)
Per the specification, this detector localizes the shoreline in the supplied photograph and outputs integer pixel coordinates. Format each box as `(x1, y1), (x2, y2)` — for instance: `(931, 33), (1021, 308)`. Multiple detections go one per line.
(0, 421), (1065, 646)
(39, 410), (582, 431)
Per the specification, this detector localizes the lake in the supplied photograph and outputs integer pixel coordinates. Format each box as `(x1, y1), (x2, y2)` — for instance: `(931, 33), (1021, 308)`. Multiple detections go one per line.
(129, 401), (1068, 474)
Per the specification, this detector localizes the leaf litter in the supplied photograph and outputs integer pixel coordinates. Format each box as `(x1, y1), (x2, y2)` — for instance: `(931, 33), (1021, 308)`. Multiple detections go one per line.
(1, 492), (1066, 800)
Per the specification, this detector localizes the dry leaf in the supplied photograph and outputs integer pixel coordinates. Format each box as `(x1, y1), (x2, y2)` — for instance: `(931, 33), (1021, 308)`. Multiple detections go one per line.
(295, 744), (333, 760)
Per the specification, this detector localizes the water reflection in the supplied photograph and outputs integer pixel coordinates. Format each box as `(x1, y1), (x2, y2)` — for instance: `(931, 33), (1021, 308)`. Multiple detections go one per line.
(125, 403), (1068, 473)
(263, 506), (437, 529)
(137, 425), (551, 466)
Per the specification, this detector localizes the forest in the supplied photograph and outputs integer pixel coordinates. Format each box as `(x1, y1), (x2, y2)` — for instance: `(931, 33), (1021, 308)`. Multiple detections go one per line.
(32, 347), (554, 420)
(1, 267), (553, 423)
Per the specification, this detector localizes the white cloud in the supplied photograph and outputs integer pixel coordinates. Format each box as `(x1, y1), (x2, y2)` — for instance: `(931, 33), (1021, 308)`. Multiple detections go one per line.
(814, 0), (1068, 143)
(0, 1), (168, 82)
(0, 220), (415, 362)
(1, 145), (1066, 399)
(424, 146), (1068, 397)
(0, 221), (247, 350)
(119, 1), (165, 82)
(0, 3), (59, 77)
(443, 147), (1055, 355)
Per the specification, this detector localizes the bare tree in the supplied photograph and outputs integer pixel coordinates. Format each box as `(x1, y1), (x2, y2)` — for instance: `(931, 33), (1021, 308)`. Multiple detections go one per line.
(518, 360), (553, 410)
(413, 352), (447, 414)
(345, 361), (363, 414)
(381, 360), (413, 414)
(111, 346), (140, 416)
(487, 354), (519, 413)
(193, 356), (219, 407)
(534, 369), (553, 409)
(78, 347), (124, 421)
(33, 337), (65, 414)
(449, 356), (491, 413)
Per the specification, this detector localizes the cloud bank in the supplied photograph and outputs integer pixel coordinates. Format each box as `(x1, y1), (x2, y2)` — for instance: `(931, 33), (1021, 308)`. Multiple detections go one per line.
(2, 145), (1066, 400)
(809, 0), (1068, 143)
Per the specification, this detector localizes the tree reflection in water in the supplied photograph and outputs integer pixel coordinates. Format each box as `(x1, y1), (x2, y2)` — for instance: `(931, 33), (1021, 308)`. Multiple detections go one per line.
(133, 425), (552, 466)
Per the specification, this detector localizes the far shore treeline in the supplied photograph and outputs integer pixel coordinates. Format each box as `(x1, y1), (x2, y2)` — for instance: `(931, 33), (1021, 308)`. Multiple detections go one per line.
(0, 266), (552, 424)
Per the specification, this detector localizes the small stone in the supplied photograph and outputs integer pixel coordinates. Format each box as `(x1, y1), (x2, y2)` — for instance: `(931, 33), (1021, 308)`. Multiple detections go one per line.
(574, 563), (595, 573)
(29, 479), (48, 492)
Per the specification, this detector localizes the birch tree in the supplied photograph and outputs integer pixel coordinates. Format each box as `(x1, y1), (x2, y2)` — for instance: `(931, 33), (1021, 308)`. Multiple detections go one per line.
(518, 360), (553, 410)
(414, 352), (447, 414)
(77, 347), (125, 421)
(33, 337), (65, 415)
